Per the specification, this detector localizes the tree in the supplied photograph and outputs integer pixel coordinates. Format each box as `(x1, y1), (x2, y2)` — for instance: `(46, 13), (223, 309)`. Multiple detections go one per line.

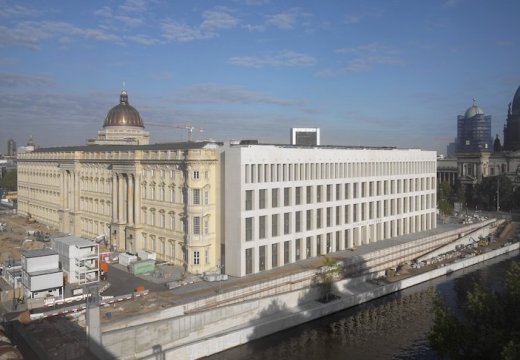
(429, 261), (520, 359)
(437, 182), (454, 219)
(472, 175), (514, 211)
(0, 169), (17, 191)
(318, 256), (342, 302)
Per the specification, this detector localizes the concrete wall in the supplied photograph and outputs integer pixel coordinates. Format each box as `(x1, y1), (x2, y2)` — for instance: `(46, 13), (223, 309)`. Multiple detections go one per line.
(102, 241), (519, 359)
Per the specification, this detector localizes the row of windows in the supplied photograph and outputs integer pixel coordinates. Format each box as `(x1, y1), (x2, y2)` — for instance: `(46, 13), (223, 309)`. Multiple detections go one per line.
(141, 209), (209, 236)
(245, 161), (435, 184)
(245, 178), (435, 211)
(244, 213), (435, 274)
(141, 233), (210, 266)
(142, 184), (209, 205)
(245, 195), (435, 241)
(18, 186), (60, 201)
(142, 168), (209, 180)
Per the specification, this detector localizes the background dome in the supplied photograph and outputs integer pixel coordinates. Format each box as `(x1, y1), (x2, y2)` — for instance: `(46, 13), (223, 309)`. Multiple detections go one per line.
(103, 90), (144, 128)
(512, 85), (520, 115)
(464, 101), (484, 119)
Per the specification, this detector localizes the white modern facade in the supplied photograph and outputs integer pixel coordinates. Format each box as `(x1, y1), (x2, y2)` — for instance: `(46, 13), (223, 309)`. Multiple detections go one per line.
(21, 248), (63, 299)
(51, 236), (99, 285)
(223, 144), (437, 277)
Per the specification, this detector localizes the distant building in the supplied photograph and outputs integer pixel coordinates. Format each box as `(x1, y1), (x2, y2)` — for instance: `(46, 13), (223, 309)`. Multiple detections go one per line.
(21, 248), (63, 300)
(290, 128), (320, 146)
(456, 99), (492, 153)
(446, 139), (457, 158)
(7, 139), (16, 157)
(503, 85), (520, 151)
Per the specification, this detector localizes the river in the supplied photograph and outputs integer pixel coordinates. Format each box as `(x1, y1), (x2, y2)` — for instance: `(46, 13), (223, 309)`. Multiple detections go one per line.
(205, 251), (520, 360)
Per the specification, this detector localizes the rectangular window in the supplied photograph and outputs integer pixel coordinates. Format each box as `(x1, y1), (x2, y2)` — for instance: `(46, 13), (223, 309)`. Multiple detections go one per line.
(336, 184), (341, 201)
(193, 189), (200, 205)
(295, 211), (302, 232)
(272, 188), (279, 207)
(272, 243), (278, 268)
(296, 238), (301, 260)
(193, 171), (200, 179)
(327, 185), (332, 201)
(284, 212), (290, 234)
(193, 251), (200, 265)
(317, 209), (322, 229)
(193, 216), (201, 235)
(326, 207), (332, 227)
(284, 241), (290, 265)
(272, 214), (279, 237)
(317, 185), (322, 202)
(245, 218), (253, 241)
(259, 216), (266, 239)
(246, 248), (253, 274)
(295, 187), (302, 205)
(245, 190), (253, 211)
(306, 210), (312, 230)
(259, 246), (266, 271)
(284, 187), (290, 206)
(306, 186), (313, 204)
(259, 189), (266, 209)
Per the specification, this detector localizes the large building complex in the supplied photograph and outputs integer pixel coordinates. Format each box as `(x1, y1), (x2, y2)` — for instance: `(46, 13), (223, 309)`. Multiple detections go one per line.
(223, 144), (437, 277)
(17, 90), (220, 274)
(17, 88), (439, 278)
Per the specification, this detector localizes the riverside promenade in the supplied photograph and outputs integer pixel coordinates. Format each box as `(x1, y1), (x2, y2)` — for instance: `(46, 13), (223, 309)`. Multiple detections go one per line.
(98, 218), (516, 359)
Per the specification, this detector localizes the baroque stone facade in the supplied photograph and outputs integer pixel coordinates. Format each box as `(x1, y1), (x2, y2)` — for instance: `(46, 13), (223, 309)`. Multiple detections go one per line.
(17, 143), (220, 274)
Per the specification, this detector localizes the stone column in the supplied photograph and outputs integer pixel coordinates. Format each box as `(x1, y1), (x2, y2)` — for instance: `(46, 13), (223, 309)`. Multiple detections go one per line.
(128, 174), (134, 225)
(134, 175), (141, 225)
(112, 174), (117, 221)
(74, 171), (80, 211)
(118, 175), (124, 223)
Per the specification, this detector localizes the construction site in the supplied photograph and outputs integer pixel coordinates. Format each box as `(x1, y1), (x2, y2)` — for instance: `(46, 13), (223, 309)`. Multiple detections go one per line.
(0, 210), (518, 359)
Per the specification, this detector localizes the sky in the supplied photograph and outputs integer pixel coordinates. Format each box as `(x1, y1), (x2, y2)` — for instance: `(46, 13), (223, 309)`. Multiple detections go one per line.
(0, 0), (519, 155)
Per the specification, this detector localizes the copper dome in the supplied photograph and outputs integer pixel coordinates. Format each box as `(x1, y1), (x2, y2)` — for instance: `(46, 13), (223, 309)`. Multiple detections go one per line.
(103, 90), (144, 128)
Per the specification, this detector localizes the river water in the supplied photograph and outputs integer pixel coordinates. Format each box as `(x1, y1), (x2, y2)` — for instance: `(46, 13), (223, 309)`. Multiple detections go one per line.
(206, 251), (520, 360)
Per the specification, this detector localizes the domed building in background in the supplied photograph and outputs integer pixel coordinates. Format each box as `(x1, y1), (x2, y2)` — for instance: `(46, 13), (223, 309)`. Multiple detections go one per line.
(88, 89), (149, 145)
(503, 85), (520, 151)
(456, 99), (492, 153)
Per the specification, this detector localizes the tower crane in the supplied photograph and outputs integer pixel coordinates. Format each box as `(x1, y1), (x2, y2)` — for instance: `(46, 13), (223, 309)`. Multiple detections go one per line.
(147, 123), (204, 142)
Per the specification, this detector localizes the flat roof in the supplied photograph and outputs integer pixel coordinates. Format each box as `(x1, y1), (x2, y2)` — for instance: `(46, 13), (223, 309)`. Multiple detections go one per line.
(52, 235), (96, 247)
(23, 248), (57, 258)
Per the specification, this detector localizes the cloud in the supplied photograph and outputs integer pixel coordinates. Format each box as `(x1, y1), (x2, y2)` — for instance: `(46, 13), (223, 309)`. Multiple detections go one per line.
(120, 0), (148, 13)
(127, 34), (160, 46)
(319, 43), (403, 76)
(0, 2), (40, 18)
(443, 0), (463, 8)
(201, 7), (239, 31)
(0, 73), (54, 87)
(0, 21), (123, 48)
(161, 7), (239, 43)
(496, 40), (514, 47)
(241, 24), (265, 32)
(265, 8), (311, 30)
(230, 50), (317, 68)
(174, 83), (302, 106)
(94, 6), (144, 28)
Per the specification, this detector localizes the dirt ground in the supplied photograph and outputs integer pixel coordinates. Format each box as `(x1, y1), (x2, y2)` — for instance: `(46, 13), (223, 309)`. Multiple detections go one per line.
(0, 212), (62, 264)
